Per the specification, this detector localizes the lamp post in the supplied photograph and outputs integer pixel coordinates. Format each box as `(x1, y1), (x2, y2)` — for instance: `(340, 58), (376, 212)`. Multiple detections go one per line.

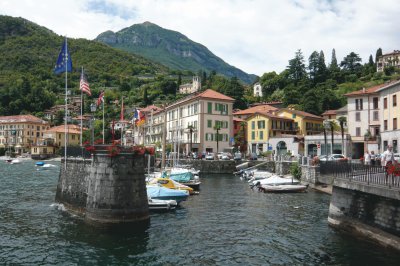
(214, 124), (221, 157)
(376, 134), (381, 154)
(90, 103), (97, 146)
(323, 120), (330, 156)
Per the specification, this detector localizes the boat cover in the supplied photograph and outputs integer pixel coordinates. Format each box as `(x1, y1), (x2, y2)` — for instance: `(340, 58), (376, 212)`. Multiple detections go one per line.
(162, 171), (193, 182)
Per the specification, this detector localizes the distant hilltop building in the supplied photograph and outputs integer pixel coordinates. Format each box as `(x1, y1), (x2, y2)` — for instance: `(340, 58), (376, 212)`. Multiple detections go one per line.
(253, 82), (262, 97)
(179, 76), (201, 94)
(377, 50), (400, 72)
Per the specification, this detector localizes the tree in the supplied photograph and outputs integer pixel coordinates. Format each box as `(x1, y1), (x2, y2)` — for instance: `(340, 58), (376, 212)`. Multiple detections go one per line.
(368, 54), (374, 66)
(287, 49), (307, 85)
(316, 50), (328, 83)
(329, 120), (338, 154)
(375, 48), (382, 63)
(329, 49), (339, 71)
(340, 52), (362, 75)
(259, 71), (281, 97)
(338, 116), (347, 154)
(308, 51), (320, 84)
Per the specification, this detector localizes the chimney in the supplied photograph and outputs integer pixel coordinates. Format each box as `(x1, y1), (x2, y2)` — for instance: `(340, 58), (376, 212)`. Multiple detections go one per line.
(362, 87), (366, 93)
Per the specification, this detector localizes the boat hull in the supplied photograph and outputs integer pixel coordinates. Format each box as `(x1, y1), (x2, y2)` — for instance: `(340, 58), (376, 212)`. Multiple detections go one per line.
(260, 184), (308, 193)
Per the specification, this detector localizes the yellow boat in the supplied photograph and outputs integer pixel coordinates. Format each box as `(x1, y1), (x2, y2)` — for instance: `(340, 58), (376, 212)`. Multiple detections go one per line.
(149, 177), (195, 195)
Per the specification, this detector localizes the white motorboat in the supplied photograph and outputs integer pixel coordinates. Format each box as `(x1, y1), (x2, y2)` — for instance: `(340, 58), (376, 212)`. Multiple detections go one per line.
(148, 197), (177, 211)
(251, 175), (300, 186)
(9, 159), (21, 164)
(259, 184), (308, 193)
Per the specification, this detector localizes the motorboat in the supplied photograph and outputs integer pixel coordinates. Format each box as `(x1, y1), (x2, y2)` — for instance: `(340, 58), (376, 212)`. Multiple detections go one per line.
(149, 177), (195, 195)
(161, 169), (201, 191)
(250, 175), (300, 186)
(258, 183), (308, 193)
(148, 197), (177, 211)
(9, 159), (21, 164)
(36, 162), (57, 170)
(146, 185), (189, 204)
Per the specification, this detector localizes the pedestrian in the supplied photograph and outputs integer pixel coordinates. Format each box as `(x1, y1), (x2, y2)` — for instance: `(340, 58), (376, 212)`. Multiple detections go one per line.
(382, 145), (395, 183)
(370, 151), (376, 166)
(364, 150), (371, 165)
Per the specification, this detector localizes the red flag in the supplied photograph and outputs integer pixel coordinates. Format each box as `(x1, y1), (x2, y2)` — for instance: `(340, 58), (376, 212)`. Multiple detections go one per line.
(120, 97), (124, 121)
(97, 91), (104, 106)
(80, 73), (91, 96)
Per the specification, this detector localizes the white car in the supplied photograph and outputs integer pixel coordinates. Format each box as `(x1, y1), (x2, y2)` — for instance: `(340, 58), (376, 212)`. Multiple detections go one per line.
(205, 153), (215, 160)
(320, 154), (346, 161)
(394, 153), (400, 163)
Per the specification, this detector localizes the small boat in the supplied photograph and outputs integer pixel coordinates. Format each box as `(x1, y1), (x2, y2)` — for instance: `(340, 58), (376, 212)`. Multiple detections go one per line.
(251, 175), (300, 186)
(149, 177), (195, 195)
(259, 184), (308, 193)
(9, 159), (21, 164)
(146, 185), (189, 204)
(36, 162), (45, 166)
(148, 197), (177, 211)
(36, 163), (57, 170)
(162, 170), (201, 191)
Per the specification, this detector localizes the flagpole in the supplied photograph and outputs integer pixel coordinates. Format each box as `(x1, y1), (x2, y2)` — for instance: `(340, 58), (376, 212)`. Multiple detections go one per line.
(121, 96), (124, 146)
(102, 100), (105, 144)
(80, 67), (83, 147)
(64, 37), (68, 170)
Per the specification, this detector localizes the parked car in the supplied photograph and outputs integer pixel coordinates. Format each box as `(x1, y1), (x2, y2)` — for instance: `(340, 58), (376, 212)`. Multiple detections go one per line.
(205, 152), (215, 160)
(192, 152), (199, 159)
(320, 154), (346, 161)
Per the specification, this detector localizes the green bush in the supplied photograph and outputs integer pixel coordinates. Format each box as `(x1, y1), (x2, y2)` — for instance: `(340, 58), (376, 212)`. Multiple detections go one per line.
(290, 162), (302, 180)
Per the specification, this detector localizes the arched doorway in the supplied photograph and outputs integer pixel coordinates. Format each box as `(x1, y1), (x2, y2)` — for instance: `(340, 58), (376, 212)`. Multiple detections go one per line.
(276, 141), (287, 156)
(308, 144), (317, 157)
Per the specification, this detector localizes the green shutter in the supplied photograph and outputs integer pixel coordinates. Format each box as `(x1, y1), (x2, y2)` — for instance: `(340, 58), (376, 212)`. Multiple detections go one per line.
(208, 120), (212, 128)
(208, 102), (212, 113)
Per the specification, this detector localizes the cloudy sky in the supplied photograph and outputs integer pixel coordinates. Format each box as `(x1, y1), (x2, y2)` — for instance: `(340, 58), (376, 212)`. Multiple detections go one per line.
(1, 0), (399, 76)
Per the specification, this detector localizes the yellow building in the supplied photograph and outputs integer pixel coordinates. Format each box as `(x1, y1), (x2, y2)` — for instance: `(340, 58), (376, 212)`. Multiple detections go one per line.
(277, 108), (324, 136)
(44, 124), (82, 148)
(0, 115), (50, 154)
(246, 111), (297, 154)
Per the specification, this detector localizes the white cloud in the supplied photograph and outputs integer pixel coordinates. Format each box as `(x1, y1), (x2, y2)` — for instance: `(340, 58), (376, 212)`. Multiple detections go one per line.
(1, 0), (400, 76)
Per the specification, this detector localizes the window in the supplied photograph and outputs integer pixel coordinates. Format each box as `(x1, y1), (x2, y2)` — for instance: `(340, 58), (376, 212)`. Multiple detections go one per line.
(207, 102), (212, 114)
(373, 111), (379, 121)
(292, 114), (296, 119)
(259, 131), (264, 140)
(393, 95), (397, 107)
(373, 97), (379, 109)
(384, 120), (388, 130)
(251, 121), (255, 130)
(394, 118), (398, 130)
(207, 120), (212, 128)
(356, 127), (361, 137)
(394, 140), (398, 153)
(356, 99), (363, 110)
(257, 120), (265, 129)
(251, 131), (255, 140)
(355, 112), (360, 121)
(384, 97), (388, 109)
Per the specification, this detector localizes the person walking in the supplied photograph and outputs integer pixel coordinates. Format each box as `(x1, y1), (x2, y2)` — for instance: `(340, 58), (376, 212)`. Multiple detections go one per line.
(382, 145), (395, 183)
(370, 151), (376, 166)
(364, 150), (371, 166)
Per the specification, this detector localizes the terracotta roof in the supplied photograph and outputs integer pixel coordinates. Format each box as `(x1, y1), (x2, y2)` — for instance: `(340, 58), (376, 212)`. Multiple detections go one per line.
(382, 50), (400, 56)
(233, 104), (278, 115)
(321, 110), (337, 116)
(233, 117), (245, 122)
(0, 115), (47, 124)
(45, 124), (82, 134)
(278, 108), (324, 121)
(344, 80), (400, 96)
(141, 105), (162, 113)
(246, 111), (294, 122)
(195, 89), (234, 101)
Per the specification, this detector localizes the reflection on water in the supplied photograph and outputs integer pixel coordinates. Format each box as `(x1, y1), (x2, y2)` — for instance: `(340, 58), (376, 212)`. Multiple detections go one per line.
(1, 161), (400, 265)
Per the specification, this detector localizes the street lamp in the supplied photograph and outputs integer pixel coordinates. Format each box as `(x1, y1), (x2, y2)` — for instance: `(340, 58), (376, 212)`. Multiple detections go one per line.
(214, 124), (221, 156)
(323, 120), (330, 156)
(90, 103), (97, 146)
(376, 134), (381, 153)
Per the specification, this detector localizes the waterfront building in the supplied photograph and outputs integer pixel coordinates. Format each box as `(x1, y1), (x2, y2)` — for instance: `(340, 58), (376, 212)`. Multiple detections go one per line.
(0, 115), (49, 154)
(43, 124), (82, 148)
(245, 111), (297, 155)
(375, 80), (400, 153)
(233, 104), (278, 121)
(343, 82), (399, 158)
(141, 89), (234, 155)
(377, 50), (400, 72)
(276, 108), (324, 136)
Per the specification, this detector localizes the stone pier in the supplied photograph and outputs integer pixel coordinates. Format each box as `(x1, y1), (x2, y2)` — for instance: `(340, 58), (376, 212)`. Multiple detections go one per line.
(55, 146), (149, 226)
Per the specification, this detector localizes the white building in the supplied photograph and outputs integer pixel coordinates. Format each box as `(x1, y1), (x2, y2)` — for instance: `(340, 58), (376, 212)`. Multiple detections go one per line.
(141, 89), (234, 155)
(253, 82), (262, 97)
(179, 76), (201, 94)
(377, 50), (400, 72)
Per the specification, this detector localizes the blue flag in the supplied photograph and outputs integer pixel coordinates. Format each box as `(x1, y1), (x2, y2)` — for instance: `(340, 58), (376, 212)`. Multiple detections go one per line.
(54, 39), (72, 74)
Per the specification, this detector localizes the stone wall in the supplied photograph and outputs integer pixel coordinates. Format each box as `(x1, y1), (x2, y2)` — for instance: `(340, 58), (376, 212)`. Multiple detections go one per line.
(55, 146), (149, 226)
(328, 186), (400, 249)
(55, 158), (90, 214)
(275, 161), (295, 176)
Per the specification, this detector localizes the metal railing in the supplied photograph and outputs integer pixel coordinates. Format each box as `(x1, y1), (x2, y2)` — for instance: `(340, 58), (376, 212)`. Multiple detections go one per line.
(320, 161), (400, 188)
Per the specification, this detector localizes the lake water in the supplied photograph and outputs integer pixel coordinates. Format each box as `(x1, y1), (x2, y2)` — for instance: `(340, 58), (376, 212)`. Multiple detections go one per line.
(1, 159), (399, 265)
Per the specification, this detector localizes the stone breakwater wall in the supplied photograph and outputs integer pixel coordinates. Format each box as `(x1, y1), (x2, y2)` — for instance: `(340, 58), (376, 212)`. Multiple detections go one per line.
(328, 184), (400, 250)
(56, 148), (149, 226)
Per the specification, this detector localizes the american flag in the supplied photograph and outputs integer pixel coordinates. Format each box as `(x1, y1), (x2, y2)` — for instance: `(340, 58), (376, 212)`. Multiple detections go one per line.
(80, 73), (91, 96)
(97, 90), (104, 106)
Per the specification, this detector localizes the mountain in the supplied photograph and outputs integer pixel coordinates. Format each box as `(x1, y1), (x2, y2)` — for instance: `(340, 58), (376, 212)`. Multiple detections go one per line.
(0, 15), (167, 116)
(95, 22), (257, 84)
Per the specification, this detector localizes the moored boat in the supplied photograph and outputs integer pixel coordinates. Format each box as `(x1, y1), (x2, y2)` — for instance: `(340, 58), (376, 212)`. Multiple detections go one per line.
(146, 185), (189, 204)
(259, 184), (308, 193)
(148, 197), (177, 211)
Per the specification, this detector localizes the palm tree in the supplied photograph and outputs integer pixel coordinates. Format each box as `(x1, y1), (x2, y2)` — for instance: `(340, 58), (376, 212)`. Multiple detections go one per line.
(337, 116), (347, 154)
(187, 125), (194, 153)
(328, 120), (338, 154)
(214, 124), (221, 156)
